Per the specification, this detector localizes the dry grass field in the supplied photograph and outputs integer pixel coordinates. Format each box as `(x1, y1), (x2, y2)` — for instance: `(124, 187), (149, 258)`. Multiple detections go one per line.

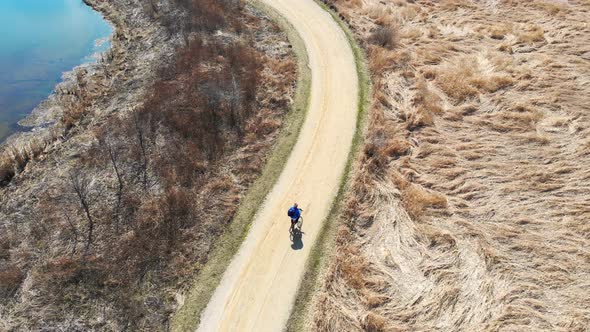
(313, 0), (590, 331)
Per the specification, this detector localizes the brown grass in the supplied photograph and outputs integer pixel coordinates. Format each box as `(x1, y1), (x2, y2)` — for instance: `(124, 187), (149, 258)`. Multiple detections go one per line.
(402, 184), (447, 219)
(489, 24), (513, 40)
(312, 0), (590, 330)
(361, 312), (388, 332)
(434, 55), (514, 103)
(367, 46), (399, 75)
(533, 1), (567, 15)
(405, 79), (443, 129)
(382, 139), (411, 158)
(436, 69), (479, 102)
(517, 24), (545, 44)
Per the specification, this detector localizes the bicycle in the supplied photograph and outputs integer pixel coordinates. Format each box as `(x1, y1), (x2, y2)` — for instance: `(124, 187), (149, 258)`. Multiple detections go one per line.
(290, 215), (303, 240)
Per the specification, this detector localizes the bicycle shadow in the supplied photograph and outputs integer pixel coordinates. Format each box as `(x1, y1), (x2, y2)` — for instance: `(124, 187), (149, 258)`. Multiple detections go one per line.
(291, 230), (304, 250)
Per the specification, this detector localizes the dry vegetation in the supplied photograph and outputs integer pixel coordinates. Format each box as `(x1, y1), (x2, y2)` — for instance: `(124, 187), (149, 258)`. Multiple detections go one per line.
(314, 0), (590, 331)
(0, 0), (296, 330)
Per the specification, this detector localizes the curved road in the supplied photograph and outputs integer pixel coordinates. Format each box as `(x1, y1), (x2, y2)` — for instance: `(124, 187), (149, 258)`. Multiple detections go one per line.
(197, 1), (359, 331)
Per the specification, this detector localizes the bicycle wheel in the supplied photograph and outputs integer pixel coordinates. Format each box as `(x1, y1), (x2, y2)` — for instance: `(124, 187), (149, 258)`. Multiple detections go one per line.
(296, 216), (303, 230)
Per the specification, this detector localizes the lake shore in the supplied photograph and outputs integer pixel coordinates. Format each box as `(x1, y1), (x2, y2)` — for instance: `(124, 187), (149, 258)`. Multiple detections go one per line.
(0, 0), (112, 143)
(2, 0), (177, 151)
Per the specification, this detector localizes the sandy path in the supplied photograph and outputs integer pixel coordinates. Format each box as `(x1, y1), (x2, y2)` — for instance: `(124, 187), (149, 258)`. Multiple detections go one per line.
(196, 0), (358, 331)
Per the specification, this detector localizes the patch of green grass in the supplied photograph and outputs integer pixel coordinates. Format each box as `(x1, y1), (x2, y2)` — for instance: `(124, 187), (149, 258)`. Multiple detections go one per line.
(285, 1), (371, 331)
(169, 3), (311, 331)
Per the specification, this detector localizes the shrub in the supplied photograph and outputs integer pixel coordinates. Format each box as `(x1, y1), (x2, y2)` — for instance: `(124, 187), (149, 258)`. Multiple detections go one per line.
(471, 74), (514, 93)
(10, 147), (29, 173)
(518, 25), (545, 43)
(489, 24), (512, 40)
(369, 26), (399, 50)
(435, 55), (513, 103)
(0, 236), (9, 260)
(61, 103), (86, 130)
(402, 184), (447, 219)
(169, 0), (242, 33)
(0, 264), (24, 297)
(436, 66), (479, 102)
(27, 138), (46, 158)
(406, 106), (435, 129)
(361, 312), (388, 332)
(0, 155), (15, 186)
(383, 138), (411, 158)
(534, 1), (566, 15)
(33, 255), (109, 304)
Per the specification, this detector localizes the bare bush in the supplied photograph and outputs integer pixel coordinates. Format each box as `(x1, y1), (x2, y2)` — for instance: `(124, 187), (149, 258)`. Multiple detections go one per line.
(68, 169), (99, 253)
(369, 26), (399, 50)
(0, 264), (24, 298)
(361, 312), (388, 332)
(0, 155), (15, 186)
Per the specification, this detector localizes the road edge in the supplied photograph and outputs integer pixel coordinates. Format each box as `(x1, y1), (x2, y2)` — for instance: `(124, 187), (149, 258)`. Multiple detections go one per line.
(285, 1), (371, 331)
(169, 3), (312, 331)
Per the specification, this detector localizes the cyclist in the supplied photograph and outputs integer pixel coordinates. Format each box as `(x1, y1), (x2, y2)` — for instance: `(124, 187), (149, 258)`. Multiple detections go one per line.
(287, 203), (302, 233)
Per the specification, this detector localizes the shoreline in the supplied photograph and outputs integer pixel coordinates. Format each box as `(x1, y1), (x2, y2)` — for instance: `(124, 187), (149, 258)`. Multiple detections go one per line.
(18, 22), (115, 128)
(1, 3), (114, 145)
(1, 0), (175, 153)
(16, 35), (112, 128)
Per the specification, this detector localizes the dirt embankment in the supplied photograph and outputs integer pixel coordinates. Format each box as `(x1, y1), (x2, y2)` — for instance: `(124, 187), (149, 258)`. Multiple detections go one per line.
(0, 0), (297, 330)
(312, 0), (590, 331)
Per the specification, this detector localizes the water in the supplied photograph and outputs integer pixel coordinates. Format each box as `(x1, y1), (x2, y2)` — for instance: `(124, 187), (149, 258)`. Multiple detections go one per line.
(0, 0), (112, 141)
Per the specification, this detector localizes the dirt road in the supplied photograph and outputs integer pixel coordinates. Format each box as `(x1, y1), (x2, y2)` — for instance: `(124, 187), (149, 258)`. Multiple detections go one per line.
(196, 1), (359, 331)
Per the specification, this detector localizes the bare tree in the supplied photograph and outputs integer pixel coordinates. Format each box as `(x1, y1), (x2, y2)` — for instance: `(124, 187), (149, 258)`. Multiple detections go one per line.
(68, 169), (95, 254)
(101, 137), (124, 233)
(227, 71), (244, 137)
(199, 82), (223, 160)
(133, 112), (149, 191)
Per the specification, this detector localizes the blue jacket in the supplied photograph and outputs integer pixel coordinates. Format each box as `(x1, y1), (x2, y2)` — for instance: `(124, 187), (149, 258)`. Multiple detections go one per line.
(288, 206), (301, 220)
